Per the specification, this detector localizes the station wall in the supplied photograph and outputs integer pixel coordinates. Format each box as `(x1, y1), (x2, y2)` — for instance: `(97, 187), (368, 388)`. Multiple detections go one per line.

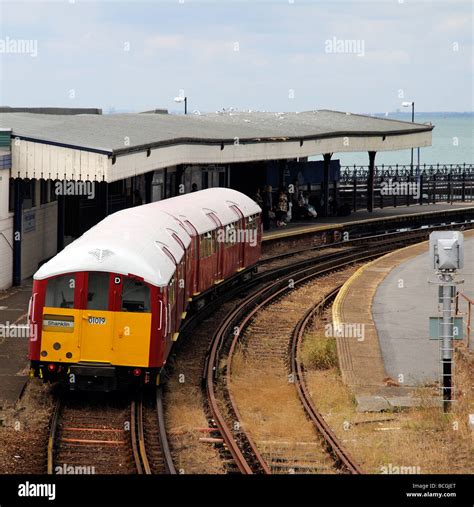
(0, 215), (13, 290)
(0, 134), (13, 290)
(21, 200), (58, 280)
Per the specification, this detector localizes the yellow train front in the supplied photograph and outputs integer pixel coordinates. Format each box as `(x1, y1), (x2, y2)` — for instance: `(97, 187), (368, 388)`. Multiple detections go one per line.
(28, 188), (262, 391)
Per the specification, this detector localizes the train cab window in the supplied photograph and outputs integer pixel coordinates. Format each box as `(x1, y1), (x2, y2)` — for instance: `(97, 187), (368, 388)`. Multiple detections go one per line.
(87, 272), (109, 310)
(45, 274), (75, 309)
(121, 278), (150, 313)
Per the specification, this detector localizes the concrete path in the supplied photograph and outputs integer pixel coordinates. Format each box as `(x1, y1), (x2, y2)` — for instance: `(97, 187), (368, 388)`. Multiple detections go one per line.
(373, 236), (474, 386)
(0, 281), (32, 406)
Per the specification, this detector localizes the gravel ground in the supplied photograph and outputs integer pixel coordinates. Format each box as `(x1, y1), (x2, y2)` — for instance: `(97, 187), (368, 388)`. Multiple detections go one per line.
(0, 380), (54, 474)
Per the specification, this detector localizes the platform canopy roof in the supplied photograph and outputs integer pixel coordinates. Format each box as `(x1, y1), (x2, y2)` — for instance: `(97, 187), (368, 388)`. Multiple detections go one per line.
(0, 109), (433, 182)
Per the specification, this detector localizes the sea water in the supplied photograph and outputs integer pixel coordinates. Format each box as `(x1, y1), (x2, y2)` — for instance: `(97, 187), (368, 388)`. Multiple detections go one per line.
(310, 112), (473, 167)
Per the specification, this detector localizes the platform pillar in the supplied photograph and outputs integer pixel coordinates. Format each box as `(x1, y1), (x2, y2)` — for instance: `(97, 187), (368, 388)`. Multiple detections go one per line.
(57, 192), (65, 253)
(322, 153), (332, 217)
(145, 171), (153, 204)
(367, 151), (376, 212)
(12, 178), (23, 286)
(175, 165), (184, 195)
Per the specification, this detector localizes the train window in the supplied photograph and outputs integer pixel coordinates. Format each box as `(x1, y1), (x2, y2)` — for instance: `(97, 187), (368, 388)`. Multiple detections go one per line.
(210, 231), (217, 255)
(121, 278), (150, 313)
(200, 232), (213, 258)
(224, 224), (236, 247)
(45, 274), (75, 309)
(87, 272), (109, 311)
(246, 215), (260, 232)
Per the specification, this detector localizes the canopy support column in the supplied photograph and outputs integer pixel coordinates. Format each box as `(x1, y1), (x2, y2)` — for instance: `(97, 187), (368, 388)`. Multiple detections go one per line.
(322, 153), (332, 217)
(367, 151), (376, 212)
(12, 178), (23, 286)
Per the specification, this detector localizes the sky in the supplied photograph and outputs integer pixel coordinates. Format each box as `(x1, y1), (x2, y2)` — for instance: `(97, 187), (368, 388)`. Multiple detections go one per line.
(0, 0), (472, 114)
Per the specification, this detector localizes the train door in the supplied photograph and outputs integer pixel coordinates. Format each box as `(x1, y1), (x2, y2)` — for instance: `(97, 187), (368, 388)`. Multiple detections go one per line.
(185, 245), (193, 304)
(230, 205), (245, 269)
(183, 220), (199, 295)
(206, 212), (223, 281)
(78, 272), (114, 363)
(113, 275), (153, 366)
(176, 259), (185, 323)
(77, 273), (152, 365)
(170, 231), (187, 318)
(168, 274), (178, 341)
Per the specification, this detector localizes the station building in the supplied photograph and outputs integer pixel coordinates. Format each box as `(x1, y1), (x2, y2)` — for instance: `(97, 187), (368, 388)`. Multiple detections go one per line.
(0, 108), (433, 290)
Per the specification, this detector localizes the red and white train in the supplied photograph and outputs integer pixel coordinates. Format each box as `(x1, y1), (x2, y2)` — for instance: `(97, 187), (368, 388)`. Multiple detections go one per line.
(28, 188), (262, 390)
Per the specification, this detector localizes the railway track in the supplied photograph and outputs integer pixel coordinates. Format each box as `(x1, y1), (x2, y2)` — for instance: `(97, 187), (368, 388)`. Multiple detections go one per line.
(165, 220), (474, 474)
(204, 245), (403, 474)
(47, 389), (175, 475)
(258, 218), (474, 269)
(289, 286), (362, 474)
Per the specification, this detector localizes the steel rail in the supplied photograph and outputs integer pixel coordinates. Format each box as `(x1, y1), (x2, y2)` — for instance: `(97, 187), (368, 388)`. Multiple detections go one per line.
(156, 387), (177, 474)
(289, 286), (363, 474)
(136, 398), (152, 475)
(47, 398), (61, 475)
(130, 400), (144, 474)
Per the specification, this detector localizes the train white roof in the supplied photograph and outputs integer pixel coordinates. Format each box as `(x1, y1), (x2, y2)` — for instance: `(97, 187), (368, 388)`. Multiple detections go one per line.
(34, 188), (261, 286)
(154, 187), (261, 234)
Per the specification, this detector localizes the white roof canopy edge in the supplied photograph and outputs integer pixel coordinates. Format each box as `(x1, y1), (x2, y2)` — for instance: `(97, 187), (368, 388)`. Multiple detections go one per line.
(11, 130), (432, 182)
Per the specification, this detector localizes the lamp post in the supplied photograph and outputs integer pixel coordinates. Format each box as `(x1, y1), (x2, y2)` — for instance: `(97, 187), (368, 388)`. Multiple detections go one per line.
(174, 96), (187, 115)
(401, 101), (416, 176)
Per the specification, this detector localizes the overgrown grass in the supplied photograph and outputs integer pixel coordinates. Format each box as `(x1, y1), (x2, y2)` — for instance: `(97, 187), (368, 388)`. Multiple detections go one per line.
(300, 332), (338, 370)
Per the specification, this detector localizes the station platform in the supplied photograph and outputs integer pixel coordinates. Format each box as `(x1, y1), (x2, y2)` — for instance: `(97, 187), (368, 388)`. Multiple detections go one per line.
(0, 282), (31, 407)
(333, 229), (474, 412)
(262, 202), (474, 247)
